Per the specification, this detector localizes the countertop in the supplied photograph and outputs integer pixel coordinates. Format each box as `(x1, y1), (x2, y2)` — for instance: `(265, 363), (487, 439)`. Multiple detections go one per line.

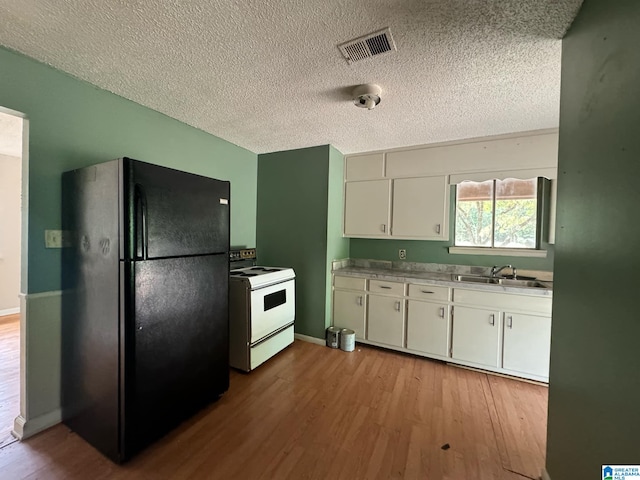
(332, 266), (553, 297)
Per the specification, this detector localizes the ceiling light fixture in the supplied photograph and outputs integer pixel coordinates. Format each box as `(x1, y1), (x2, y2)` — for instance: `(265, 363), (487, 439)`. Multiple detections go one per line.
(353, 84), (382, 110)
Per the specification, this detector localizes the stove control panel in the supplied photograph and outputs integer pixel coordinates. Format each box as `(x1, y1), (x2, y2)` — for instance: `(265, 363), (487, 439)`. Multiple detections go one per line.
(230, 248), (256, 262)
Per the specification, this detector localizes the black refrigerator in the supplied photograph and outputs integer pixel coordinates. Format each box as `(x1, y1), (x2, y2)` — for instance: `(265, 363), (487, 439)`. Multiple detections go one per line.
(61, 158), (230, 463)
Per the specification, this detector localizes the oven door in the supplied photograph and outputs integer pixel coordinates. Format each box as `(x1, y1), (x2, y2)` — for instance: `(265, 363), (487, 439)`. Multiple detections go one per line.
(250, 279), (295, 344)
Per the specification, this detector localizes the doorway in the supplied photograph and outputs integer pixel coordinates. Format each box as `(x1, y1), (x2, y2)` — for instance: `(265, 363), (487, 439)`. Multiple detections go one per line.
(0, 109), (24, 448)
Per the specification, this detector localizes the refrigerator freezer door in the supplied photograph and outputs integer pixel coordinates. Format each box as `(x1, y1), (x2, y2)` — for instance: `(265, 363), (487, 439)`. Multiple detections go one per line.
(123, 159), (230, 260)
(123, 254), (229, 459)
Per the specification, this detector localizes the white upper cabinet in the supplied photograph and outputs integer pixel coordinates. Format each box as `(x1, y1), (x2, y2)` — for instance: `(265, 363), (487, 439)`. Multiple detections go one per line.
(392, 176), (449, 239)
(344, 180), (391, 237)
(343, 131), (558, 240)
(345, 153), (385, 181)
(386, 133), (558, 178)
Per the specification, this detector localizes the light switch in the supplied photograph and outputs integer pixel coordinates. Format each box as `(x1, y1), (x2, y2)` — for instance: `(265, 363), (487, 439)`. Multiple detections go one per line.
(45, 230), (66, 248)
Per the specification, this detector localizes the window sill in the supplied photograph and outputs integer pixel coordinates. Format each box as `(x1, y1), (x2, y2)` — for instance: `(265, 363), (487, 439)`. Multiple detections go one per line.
(448, 247), (547, 258)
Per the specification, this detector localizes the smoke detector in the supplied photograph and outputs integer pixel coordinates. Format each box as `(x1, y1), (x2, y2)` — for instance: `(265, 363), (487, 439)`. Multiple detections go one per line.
(353, 84), (382, 110)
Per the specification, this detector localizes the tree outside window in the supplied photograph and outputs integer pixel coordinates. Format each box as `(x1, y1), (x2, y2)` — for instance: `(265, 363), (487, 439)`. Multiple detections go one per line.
(454, 178), (538, 248)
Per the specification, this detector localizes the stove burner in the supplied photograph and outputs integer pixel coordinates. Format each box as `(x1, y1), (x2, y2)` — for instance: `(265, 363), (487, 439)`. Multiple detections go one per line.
(249, 267), (281, 272)
(235, 272), (259, 277)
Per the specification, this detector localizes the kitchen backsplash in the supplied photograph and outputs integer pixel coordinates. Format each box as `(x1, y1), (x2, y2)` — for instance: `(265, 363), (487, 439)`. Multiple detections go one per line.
(331, 258), (553, 282)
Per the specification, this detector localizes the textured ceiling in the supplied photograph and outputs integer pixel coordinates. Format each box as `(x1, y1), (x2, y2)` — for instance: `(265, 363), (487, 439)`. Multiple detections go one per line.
(0, 111), (22, 157)
(0, 0), (582, 154)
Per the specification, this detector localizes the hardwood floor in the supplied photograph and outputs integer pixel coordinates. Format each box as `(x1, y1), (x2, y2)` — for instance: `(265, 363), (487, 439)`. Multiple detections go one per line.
(0, 314), (20, 449)
(0, 340), (547, 479)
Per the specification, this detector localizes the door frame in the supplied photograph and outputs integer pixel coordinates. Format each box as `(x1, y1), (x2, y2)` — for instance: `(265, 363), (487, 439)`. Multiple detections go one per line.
(0, 105), (30, 437)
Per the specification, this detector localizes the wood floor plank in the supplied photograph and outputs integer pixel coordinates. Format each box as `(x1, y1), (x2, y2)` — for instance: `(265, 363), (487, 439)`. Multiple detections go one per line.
(488, 374), (548, 479)
(0, 314), (20, 449)
(0, 339), (548, 479)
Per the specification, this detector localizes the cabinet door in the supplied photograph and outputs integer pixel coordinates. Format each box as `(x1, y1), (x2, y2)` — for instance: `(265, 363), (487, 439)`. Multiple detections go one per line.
(344, 180), (391, 237)
(451, 306), (500, 367)
(345, 153), (385, 181)
(392, 176), (448, 239)
(367, 295), (404, 347)
(406, 300), (450, 357)
(503, 313), (552, 378)
(332, 290), (367, 340)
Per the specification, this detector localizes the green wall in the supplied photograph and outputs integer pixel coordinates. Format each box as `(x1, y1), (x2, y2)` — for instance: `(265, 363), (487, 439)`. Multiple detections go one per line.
(325, 146), (350, 327)
(546, 1), (640, 478)
(351, 188), (555, 272)
(256, 145), (348, 339)
(0, 47), (257, 294)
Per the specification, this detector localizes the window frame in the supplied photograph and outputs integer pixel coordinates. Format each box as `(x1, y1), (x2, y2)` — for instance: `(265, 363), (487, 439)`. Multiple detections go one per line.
(450, 177), (548, 256)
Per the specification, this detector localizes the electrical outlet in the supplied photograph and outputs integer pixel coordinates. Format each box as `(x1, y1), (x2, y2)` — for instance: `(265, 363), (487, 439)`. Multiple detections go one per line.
(399, 249), (406, 260)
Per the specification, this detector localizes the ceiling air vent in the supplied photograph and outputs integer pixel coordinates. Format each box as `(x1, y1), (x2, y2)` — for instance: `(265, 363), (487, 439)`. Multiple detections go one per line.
(338, 28), (396, 64)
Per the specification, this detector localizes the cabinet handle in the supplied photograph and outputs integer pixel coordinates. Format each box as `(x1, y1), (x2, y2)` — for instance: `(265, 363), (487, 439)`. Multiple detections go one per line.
(439, 307), (445, 318)
(489, 314), (495, 326)
(379, 285), (392, 289)
(435, 224), (441, 234)
(421, 290), (434, 294)
(394, 301), (401, 311)
(357, 296), (363, 306)
(507, 315), (513, 329)
(381, 224), (386, 233)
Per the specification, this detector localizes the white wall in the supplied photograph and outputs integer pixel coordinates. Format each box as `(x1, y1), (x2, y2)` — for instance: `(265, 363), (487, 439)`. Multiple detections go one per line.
(0, 152), (21, 313)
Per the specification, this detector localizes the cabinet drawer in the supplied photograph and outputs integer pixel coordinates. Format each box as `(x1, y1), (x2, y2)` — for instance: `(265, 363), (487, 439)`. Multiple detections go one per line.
(408, 284), (450, 301)
(368, 279), (405, 296)
(334, 276), (366, 291)
(453, 289), (552, 315)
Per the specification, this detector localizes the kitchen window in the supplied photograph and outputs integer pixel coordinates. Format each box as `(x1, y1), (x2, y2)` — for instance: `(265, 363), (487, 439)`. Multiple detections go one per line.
(454, 177), (541, 250)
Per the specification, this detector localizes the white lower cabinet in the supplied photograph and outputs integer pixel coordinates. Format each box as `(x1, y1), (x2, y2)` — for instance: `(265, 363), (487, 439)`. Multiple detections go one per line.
(331, 274), (552, 382)
(502, 312), (552, 377)
(332, 276), (367, 340)
(406, 300), (450, 357)
(451, 306), (500, 368)
(367, 295), (405, 347)
(332, 290), (367, 340)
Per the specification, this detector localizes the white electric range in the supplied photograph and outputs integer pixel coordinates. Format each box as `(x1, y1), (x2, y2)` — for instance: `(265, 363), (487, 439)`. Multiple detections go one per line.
(229, 265), (295, 371)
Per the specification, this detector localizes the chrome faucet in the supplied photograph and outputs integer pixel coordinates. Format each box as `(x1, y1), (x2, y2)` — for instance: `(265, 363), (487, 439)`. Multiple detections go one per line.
(490, 265), (517, 279)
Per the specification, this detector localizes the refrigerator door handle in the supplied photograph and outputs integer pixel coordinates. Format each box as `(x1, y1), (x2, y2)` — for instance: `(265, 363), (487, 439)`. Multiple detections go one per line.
(135, 184), (149, 260)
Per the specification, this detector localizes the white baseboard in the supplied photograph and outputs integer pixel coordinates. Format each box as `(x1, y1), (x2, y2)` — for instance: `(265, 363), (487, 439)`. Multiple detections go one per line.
(541, 468), (551, 480)
(0, 307), (20, 316)
(294, 333), (326, 346)
(12, 409), (61, 440)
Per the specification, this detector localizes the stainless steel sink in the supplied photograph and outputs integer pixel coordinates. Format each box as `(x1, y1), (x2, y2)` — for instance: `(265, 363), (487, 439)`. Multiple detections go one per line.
(497, 279), (549, 288)
(453, 275), (499, 284)
(452, 274), (549, 289)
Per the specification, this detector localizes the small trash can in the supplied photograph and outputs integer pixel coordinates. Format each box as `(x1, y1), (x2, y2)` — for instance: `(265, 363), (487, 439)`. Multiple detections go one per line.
(326, 326), (341, 348)
(339, 328), (356, 352)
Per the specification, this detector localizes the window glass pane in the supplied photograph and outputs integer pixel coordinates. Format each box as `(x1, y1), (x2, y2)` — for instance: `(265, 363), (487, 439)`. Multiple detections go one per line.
(455, 180), (494, 247)
(494, 178), (537, 248)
